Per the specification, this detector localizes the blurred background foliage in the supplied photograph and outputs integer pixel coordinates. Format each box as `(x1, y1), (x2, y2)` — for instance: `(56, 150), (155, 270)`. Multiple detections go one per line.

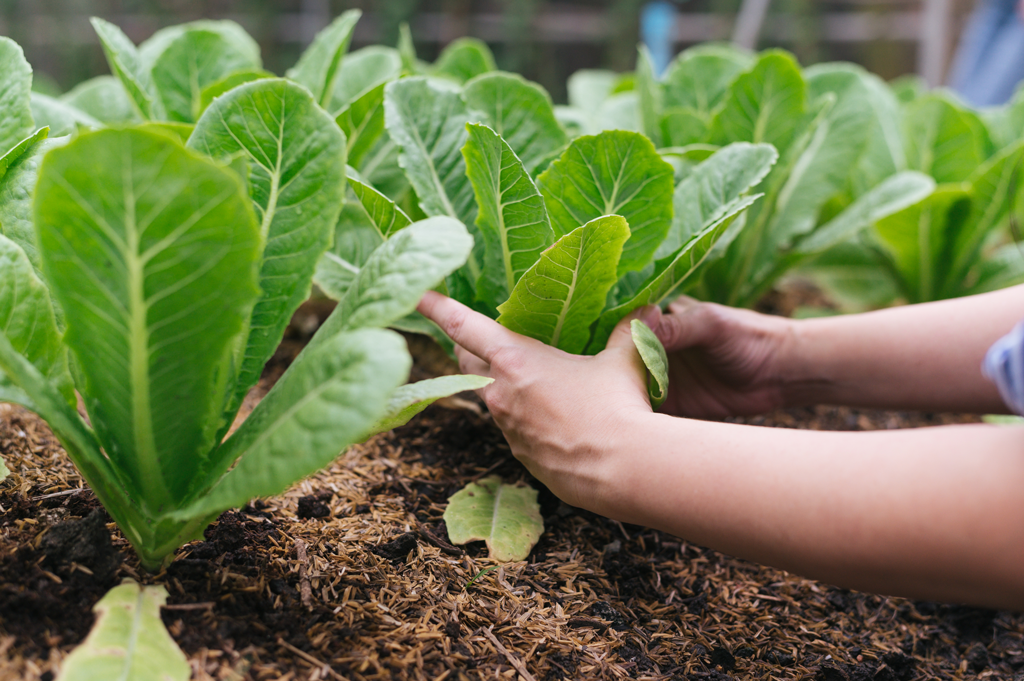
(0, 0), (971, 103)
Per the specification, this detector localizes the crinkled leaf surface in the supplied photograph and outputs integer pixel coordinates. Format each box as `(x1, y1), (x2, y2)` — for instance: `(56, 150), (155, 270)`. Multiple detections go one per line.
(537, 130), (674, 275)
(589, 200), (754, 352)
(286, 10), (361, 107)
(384, 77), (477, 225)
(189, 78), (348, 421)
(150, 25), (262, 122)
(61, 75), (138, 124)
(367, 374), (493, 436)
(903, 93), (988, 184)
(462, 72), (567, 175)
(90, 17), (155, 119)
(36, 128), (262, 511)
(445, 476), (543, 562)
(313, 178), (411, 300)
(708, 50), (806, 151)
(0, 37), (35, 156)
(462, 123), (553, 312)
(663, 44), (751, 118)
(433, 38), (496, 84)
(56, 581), (189, 681)
(29, 93), (101, 136)
(177, 329), (409, 519)
(632, 320), (668, 409)
(0, 234), (74, 407)
(497, 215), (629, 354)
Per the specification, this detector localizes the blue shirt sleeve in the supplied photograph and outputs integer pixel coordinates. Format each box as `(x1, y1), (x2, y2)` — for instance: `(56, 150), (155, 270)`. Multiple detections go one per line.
(983, 321), (1024, 416)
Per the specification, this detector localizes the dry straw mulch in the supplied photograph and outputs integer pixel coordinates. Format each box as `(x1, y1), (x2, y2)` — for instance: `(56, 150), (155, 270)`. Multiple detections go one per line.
(0, 332), (1020, 681)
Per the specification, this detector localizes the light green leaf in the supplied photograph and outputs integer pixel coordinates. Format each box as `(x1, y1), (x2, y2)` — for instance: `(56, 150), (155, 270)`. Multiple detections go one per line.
(60, 75), (138, 124)
(315, 217), (473, 341)
(29, 93), (101, 136)
(537, 130), (674, 275)
(462, 72), (568, 175)
(890, 74), (926, 104)
(197, 69), (274, 116)
(36, 128), (262, 511)
(635, 45), (664, 148)
(797, 242), (899, 312)
(983, 85), (1024, 150)
(708, 50), (806, 151)
(657, 142), (777, 259)
(329, 46), (402, 114)
(0, 456), (7, 481)
(433, 38), (496, 84)
(188, 78), (348, 420)
(313, 178), (412, 300)
(336, 82), (388, 169)
(444, 476), (543, 562)
(0, 127), (48, 183)
(567, 70), (619, 111)
(589, 199), (755, 352)
(0, 135), (66, 279)
(462, 123), (553, 312)
(795, 171), (936, 254)
(179, 329), (409, 519)
(0, 234), (74, 407)
(661, 107), (708, 147)
(150, 26), (262, 122)
(966, 243), (1024, 296)
(631, 320), (668, 408)
(903, 93), (989, 184)
(138, 20), (260, 75)
(286, 9), (362, 108)
(398, 22), (419, 74)
(0, 37), (35, 156)
(90, 17), (155, 120)
(497, 215), (630, 354)
(367, 374), (493, 435)
(663, 43), (751, 118)
(56, 581), (189, 681)
(384, 77), (477, 225)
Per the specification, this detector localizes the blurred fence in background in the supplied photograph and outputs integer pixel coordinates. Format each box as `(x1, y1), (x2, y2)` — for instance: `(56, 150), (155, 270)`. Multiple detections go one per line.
(0, 0), (975, 101)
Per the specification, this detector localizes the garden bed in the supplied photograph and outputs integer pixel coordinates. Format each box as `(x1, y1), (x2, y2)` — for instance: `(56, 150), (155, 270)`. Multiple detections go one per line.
(0, 314), (1019, 681)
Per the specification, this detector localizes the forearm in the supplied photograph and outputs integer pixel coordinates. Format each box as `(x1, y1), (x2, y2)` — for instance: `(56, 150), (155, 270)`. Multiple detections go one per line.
(780, 285), (1024, 413)
(591, 413), (1024, 609)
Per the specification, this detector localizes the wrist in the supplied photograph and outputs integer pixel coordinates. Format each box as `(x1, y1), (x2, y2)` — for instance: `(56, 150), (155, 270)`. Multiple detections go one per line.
(775, 317), (835, 407)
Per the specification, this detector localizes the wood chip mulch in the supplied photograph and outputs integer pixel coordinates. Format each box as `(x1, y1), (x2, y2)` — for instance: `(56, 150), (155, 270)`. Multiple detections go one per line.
(0, 326), (1020, 681)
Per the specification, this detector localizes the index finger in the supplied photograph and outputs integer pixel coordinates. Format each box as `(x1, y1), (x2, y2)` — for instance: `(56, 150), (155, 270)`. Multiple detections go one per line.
(417, 291), (516, 363)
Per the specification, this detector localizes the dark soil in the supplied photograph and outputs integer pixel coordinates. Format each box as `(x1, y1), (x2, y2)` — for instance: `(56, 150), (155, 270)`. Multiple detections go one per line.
(0, 295), (1019, 680)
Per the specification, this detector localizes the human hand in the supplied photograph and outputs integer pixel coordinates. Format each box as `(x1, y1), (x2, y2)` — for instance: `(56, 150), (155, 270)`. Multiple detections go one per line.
(417, 291), (656, 513)
(650, 296), (795, 419)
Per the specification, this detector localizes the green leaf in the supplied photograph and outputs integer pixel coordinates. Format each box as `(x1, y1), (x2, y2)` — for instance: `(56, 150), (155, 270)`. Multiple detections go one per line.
(537, 130), (674, 275)
(903, 93), (989, 184)
(873, 185), (972, 303)
(314, 216), (473, 342)
(286, 9), (362, 108)
(29, 93), (100, 136)
(336, 82), (388, 169)
(189, 78), (348, 420)
(0, 456), (8, 481)
(0, 234), (74, 407)
(329, 46), (402, 114)
(433, 38), (496, 84)
(0, 127), (48, 183)
(150, 26), (263, 122)
(36, 128), (262, 511)
(631, 320), (668, 409)
(0, 37), (35, 156)
(567, 70), (619, 111)
(983, 85), (1024, 150)
(443, 476), (544, 562)
(462, 123), (553, 312)
(389, 312), (456, 358)
(589, 199), (755, 352)
(90, 17), (155, 120)
(384, 77), (477, 225)
(367, 374), (493, 435)
(708, 50), (806, 151)
(635, 45), (664, 148)
(657, 142), (777, 259)
(797, 242), (899, 312)
(967, 243), (1024, 296)
(178, 329), (409, 519)
(60, 75), (138, 124)
(462, 72), (568, 175)
(313, 178), (412, 300)
(663, 44), (751, 118)
(197, 69), (274, 117)
(795, 171), (936, 254)
(497, 215), (630, 354)
(890, 74), (926, 104)
(0, 135), (65, 279)
(56, 581), (189, 681)
(661, 107), (708, 147)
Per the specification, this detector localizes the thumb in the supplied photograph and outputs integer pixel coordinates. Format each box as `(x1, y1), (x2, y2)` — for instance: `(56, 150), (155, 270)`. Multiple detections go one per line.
(653, 298), (719, 352)
(604, 305), (661, 353)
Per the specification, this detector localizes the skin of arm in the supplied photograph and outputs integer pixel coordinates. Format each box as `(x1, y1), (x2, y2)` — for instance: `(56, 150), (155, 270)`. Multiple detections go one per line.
(417, 286), (1024, 610)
